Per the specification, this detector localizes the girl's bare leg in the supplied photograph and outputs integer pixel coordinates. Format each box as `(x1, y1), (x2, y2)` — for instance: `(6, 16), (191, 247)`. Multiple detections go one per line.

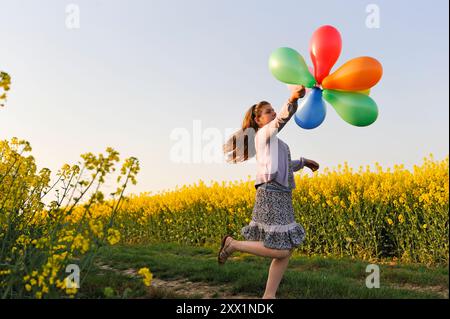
(262, 255), (291, 299)
(225, 238), (292, 299)
(228, 238), (291, 259)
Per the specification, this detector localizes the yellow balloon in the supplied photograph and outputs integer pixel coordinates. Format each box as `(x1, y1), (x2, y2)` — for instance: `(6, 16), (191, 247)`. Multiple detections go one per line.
(334, 88), (371, 95)
(357, 89), (371, 95)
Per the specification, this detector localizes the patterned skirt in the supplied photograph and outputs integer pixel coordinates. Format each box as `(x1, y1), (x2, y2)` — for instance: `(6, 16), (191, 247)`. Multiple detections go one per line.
(241, 187), (306, 250)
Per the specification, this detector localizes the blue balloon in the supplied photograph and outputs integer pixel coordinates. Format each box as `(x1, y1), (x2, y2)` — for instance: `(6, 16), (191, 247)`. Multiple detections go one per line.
(294, 87), (326, 129)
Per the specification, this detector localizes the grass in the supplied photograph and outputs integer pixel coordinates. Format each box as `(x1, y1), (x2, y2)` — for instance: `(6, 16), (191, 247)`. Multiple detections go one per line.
(78, 242), (449, 299)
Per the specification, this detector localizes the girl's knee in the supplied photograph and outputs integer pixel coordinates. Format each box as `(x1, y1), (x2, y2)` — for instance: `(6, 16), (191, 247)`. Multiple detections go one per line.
(287, 249), (294, 258)
(281, 248), (294, 259)
(276, 249), (292, 259)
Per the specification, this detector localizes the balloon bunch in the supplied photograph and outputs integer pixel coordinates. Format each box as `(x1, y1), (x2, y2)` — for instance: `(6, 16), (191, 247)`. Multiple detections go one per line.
(269, 25), (383, 129)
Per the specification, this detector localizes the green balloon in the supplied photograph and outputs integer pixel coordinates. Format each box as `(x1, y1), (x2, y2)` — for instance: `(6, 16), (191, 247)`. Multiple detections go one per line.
(269, 47), (316, 88)
(323, 90), (378, 127)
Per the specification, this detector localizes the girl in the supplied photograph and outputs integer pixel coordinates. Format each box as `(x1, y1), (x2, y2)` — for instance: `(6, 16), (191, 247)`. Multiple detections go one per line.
(220, 86), (319, 299)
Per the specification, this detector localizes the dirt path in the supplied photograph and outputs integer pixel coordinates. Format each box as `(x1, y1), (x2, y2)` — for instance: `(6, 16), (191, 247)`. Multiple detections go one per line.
(388, 283), (449, 299)
(96, 262), (448, 299)
(149, 277), (259, 299)
(97, 263), (259, 299)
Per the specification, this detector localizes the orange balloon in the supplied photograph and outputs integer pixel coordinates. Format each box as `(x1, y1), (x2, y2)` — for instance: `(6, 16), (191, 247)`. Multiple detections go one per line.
(322, 57), (383, 91)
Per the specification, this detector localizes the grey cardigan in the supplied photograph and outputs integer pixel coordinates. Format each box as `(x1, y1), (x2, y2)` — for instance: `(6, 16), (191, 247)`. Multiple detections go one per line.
(254, 100), (305, 189)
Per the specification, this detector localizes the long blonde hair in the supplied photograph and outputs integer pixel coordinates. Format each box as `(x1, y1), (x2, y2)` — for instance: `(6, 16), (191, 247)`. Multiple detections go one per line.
(223, 101), (270, 163)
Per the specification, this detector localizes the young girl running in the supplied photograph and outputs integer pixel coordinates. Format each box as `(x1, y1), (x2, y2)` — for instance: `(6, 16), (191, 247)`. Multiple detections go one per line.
(220, 86), (319, 299)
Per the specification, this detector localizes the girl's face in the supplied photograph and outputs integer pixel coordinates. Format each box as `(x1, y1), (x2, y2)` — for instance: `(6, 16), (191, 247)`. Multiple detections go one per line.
(255, 104), (276, 128)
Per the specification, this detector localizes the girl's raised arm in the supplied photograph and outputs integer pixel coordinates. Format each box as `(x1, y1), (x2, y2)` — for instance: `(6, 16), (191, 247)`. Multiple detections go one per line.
(257, 86), (306, 141)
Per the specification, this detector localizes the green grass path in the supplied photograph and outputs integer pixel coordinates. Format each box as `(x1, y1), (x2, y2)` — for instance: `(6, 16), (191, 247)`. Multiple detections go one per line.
(79, 243), (449, 299)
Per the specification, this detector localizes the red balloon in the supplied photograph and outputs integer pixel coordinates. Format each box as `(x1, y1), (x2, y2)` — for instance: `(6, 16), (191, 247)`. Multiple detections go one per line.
(310, 25), (342, 84)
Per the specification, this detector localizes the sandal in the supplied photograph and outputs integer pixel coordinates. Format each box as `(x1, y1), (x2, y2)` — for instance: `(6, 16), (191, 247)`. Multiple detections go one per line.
(218, 235), (233, 265)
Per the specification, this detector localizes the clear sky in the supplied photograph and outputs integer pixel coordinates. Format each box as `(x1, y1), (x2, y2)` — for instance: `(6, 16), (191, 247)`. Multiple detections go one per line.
(1, 0), (448, 196)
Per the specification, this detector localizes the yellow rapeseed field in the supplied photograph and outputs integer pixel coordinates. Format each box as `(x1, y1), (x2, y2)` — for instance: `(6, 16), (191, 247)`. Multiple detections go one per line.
(1, 136), (448, 299)
(91, 154), (448, 265)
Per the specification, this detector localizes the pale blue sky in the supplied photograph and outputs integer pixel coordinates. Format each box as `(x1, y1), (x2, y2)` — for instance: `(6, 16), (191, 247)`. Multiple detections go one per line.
(0, 0), (448, 196)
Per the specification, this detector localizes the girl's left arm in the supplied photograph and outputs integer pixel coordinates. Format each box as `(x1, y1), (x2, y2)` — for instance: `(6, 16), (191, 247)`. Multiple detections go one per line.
(291, 157), (306, 172)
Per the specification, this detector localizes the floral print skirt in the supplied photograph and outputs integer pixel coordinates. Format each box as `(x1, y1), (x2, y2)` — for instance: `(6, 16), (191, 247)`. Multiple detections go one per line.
(241, 187), (306, 250)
